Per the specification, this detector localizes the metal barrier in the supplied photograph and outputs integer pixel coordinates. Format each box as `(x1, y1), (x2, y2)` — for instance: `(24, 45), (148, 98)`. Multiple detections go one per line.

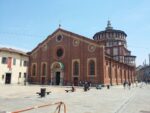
(11, 101), (66, 113)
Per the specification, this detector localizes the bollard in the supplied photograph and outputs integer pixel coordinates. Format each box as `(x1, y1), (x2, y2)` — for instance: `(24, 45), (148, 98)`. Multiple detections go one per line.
(40, 88), (46, 97)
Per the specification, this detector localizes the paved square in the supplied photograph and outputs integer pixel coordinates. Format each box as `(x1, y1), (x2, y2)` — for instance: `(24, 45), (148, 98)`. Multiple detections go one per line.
(0, 84), (150, 113)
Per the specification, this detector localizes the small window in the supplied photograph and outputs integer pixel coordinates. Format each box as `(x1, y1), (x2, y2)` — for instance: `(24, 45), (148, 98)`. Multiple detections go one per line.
(24, 73), (26, 78)
(19, 72), (21, 78)
(23, 61), (28, 67)
(89, 60), (95, 75)
(2, 75), (4, 79)
(32, 64), (36, 76)
(13, 58), (16, 65)
(73, 61), (79, 75)
(42, 63), (46, 76)
(1, 57), (7, 64)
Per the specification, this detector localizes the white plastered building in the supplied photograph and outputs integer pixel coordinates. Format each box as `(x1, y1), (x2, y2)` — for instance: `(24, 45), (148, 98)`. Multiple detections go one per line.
(0, 48), (29, 85)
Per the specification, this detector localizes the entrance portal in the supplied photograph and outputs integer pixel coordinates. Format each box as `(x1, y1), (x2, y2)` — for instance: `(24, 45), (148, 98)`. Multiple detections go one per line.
(55, 72), (60, 85)
(5, 73), (11, 84)
(51, 62), (64, 85)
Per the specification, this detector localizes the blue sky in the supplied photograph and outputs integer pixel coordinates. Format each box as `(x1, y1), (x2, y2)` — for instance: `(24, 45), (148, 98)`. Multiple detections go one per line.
(0, 0), (150, 66)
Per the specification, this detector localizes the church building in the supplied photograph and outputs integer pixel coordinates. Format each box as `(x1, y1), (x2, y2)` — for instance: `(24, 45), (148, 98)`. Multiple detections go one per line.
(28, 21), (136, 86)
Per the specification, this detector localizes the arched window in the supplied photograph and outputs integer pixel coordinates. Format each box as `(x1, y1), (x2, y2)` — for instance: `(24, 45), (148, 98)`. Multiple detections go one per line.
(32, 64), (36, 76)
(73, 61), (79, 75)
(89, 60), (95, 75)
(42, 63), (46, 76)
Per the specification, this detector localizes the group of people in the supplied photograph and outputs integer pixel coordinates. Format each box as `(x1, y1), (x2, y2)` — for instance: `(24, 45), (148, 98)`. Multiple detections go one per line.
(83, 82), (91, 91)
(78, 81), (92, 91)
(79, 81), (92, 87)
(71, 81), (139, 92)
(66, 81), (91, 93)
(123, 81), (133, 89)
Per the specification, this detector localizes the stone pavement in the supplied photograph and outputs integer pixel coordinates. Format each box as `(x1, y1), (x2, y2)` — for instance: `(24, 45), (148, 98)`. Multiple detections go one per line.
(0, 84), (150, 113)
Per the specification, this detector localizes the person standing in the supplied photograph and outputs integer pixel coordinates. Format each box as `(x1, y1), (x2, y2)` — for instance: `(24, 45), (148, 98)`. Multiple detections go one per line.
(128, 82), (131, 90)
(123, 81), (126, 89)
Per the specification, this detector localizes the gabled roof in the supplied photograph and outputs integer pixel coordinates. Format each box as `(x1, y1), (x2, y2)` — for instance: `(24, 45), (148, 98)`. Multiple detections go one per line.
(0, 47), (28, 56)
(29, 28), (103, 54)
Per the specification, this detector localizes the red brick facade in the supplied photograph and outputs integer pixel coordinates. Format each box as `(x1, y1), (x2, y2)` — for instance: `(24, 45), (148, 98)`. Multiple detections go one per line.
(28, 27), (136, 86)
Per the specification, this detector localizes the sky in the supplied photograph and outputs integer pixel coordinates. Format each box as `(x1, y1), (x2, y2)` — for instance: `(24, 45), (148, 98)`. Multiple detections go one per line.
(0, 0), (150, 66)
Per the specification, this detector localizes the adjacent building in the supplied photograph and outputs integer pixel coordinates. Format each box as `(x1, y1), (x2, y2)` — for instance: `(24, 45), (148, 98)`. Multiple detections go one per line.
(136, 65), (150, 82)
(28, 21), (136, 86)
(0, 48), (29, 84)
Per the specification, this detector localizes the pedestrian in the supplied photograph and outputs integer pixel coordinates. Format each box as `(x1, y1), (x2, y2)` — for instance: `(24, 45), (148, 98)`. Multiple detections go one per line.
(128, 82), (131, 90)
(123, 81), (126, 89)
(79, 80), (82, 86)
(84, 82), (89, 91)
(71, 86), (76, 92)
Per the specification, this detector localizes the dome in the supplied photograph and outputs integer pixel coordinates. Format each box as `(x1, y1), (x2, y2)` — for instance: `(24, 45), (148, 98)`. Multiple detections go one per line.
(93, 21), (127, 41)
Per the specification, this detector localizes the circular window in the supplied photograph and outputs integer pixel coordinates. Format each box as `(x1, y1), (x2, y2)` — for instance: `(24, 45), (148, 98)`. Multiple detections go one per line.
(56, 35), (63, 42)
(57, 48), (63, 57)
(88, 45), (96, 52)
(73, 39), (80, 46)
